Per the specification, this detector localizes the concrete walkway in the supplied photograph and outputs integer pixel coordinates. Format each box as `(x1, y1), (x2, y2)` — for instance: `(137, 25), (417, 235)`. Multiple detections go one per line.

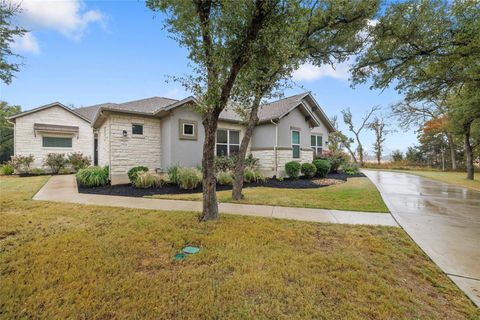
(363, 170), (480, 307)
(33, 174), (397, 227)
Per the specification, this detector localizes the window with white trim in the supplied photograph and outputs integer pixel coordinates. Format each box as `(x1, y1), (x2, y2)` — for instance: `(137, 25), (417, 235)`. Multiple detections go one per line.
(216, 129), (240, 157)
(292, 130), (300, 158)
(311, 135), (323, 157)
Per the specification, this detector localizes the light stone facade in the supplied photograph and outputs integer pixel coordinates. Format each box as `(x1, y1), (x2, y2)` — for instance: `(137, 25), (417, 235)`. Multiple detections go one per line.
(251, 148), (314, 177)
(13, 106), (94, 169)
(104, 113), (161, 184)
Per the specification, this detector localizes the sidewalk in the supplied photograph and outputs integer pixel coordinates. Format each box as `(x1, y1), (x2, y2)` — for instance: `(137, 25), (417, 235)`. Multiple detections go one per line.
(33, 175), (398, 227)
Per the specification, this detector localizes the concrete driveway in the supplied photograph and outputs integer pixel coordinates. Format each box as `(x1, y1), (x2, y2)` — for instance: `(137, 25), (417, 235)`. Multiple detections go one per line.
(363, 170), (480, 307)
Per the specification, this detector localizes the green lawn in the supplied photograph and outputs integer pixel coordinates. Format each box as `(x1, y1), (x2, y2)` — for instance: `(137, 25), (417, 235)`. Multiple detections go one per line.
(397, 170), (480, 192)
(0, 176), (478, 319)
(150, 177), (389, 213)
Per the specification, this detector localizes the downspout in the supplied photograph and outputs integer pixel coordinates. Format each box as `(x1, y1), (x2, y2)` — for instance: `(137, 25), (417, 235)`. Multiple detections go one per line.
(271, 119), (279, 177)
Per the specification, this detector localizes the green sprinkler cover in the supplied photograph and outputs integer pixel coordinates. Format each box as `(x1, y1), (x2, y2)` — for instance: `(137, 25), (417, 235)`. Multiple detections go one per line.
(183, 246), (200, 254)
(174, 253), (186, 260)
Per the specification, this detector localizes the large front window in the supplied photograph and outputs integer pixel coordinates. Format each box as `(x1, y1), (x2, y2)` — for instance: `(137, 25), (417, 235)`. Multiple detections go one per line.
(311, 135), (323, 157)
(216, 129), (240, 157)
(42, 136), (72, 148)
(292, 130), (300, 159)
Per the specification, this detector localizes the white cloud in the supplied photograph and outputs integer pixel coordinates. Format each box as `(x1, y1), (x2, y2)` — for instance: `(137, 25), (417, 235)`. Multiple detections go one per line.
(292, 61), (350, 82)
(9, 0), (104, 41)
(11, 32), (40, 54)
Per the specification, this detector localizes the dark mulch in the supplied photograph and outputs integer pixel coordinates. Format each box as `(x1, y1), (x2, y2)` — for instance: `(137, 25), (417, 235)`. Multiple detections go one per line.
(78, 172), (365, 198)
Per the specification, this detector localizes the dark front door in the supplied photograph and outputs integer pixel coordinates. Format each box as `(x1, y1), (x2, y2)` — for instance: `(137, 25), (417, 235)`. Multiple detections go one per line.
(94, 138), (98, 166)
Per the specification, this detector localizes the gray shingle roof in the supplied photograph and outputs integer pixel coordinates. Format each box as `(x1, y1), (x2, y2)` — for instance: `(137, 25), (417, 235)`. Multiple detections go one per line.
(257, 92), (309, 122)
(20, 93), (331, 129)
(75, 97), (179, 122)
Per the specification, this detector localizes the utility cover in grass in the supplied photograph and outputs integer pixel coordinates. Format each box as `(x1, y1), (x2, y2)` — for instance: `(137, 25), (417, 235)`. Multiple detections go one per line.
(174, 253), (186, 261)
(183, 246), (200, 254)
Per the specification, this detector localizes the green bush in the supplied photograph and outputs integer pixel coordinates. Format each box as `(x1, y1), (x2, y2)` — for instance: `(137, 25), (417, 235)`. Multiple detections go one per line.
(243, 167), (266, 183)
(135, 171), (165, 188)
(215, 155), (260, 172)
(285, 161), (301, 179)
(217, 170), (233, 185)
(0, 164), (14, 175)
(215, 156), (236, 171)
(313, 159), (331, 178)
(316, 150), (347, 173)
(301, 163), (317, 178)
(127, 166), (148, 184)
(76, 166), (109, 187)
(30, 168), (45, 175)
(10, 154), (35, 173)
(67, 152), (91, 171)
(342, 163), (360, 175)
(177, 167), (202, 190)
(167, 165), (180, 184)
(43, 153), (67, 174)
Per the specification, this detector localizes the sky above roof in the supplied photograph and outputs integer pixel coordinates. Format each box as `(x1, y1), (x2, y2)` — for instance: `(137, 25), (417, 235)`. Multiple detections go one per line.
(1, 0), (417, 155)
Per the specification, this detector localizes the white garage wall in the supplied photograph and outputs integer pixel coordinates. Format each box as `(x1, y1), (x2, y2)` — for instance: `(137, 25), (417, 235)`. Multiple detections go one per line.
(13, 106), (94, 169)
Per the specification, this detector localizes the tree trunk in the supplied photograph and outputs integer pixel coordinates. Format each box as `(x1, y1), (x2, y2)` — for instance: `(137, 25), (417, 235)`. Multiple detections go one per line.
(464, 122), (474, 180)
(446, 132), (457, 170)
(199, 110), (221, 221)
(232, 97), (261, 200)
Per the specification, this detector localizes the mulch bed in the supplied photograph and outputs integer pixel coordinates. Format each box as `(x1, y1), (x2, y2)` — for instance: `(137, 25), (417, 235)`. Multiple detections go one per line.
(78, 172), (365, 198)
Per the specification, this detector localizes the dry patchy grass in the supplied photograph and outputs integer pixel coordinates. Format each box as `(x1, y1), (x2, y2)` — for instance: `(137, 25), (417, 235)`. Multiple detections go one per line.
(0, 176), (478, 319)
(151, 177), (389, 213)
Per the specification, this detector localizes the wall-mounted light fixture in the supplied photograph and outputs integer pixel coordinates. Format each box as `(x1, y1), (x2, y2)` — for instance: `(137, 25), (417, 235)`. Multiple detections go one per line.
(122, 130), (127, 137)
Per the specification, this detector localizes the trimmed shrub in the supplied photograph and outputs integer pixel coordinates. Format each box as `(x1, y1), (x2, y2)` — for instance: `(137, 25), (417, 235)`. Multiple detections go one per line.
(127, 166), (148, 184)
(215, 156), (236, 172)
(76, 166), (109, 187)
(217, 171), (233, 185)
(68, 152), (91, 171)
(243, 167), (266, 183)
(215, 155), (260, 172)
(167, 165), (180, 184)
(317, 150), (348, 173)
(135, 171), (165, 188)
(177, 167), (202, 190)
(30, 168), (45, 175)
(313, 159), (331, 178)
(301, 163), (317, 178)
(342, 163), (360, 175)
(43, 153), (67, 174)
(285, 161), (301, 179)
(10, 154), (35, 173)
(0, 164), (14, 175)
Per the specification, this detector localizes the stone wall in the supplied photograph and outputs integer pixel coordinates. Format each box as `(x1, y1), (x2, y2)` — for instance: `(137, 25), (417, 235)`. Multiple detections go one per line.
(108, 113), (161, 184)
(251, 148), (314, 177)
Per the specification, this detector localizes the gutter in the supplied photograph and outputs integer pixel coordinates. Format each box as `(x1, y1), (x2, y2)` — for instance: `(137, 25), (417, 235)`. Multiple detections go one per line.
(270, 119), (279, 177)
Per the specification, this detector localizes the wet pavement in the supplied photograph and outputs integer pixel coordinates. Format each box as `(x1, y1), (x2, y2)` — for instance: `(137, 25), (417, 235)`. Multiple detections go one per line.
(363, 170), (480, 307)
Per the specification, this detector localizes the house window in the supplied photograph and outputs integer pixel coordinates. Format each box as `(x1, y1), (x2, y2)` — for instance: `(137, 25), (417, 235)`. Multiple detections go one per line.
(179, 119), (198, 140)
(216, 129), (240, 157)
(311, 135), (323, 157)
(42, 136), (72, 148)
(132, 124), (143, 135)
(183, 123), (194, 136)
(292, 130), (300, 159)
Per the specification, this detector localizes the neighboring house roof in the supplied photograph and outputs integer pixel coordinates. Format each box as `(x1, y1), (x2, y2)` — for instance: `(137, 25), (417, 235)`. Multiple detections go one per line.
(11, 93), (335, 132)
(7, 102), (91, 123)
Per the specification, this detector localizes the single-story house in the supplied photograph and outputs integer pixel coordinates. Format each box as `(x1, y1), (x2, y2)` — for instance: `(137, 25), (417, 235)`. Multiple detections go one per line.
(8, 92), (335, 184)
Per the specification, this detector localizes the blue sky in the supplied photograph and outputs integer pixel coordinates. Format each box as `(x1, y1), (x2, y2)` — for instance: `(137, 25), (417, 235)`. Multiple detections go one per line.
(1, 0), (417, 154)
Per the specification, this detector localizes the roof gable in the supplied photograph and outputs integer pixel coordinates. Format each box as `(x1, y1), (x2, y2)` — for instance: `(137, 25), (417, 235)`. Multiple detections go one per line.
(8, 102), (91, 123)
